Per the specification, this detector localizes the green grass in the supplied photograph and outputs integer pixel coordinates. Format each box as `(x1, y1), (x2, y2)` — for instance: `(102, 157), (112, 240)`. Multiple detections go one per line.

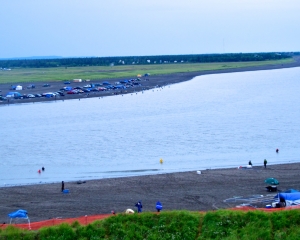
(2, 209), (300, 239)
(0, 58), (293, 84)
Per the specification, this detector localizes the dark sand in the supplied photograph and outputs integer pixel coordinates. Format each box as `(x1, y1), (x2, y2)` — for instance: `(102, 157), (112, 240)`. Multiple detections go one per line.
(1, 56), (300, 105)
(1, 163), (300, 223)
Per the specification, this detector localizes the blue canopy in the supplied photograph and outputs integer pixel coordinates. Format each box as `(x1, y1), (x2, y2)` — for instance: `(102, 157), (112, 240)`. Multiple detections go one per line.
(8, 209), (31, 228)
(8, 209), (28, 218)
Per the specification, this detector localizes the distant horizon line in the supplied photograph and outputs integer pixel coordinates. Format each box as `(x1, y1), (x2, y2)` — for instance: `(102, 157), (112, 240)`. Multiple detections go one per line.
(0, 51), (298, 60)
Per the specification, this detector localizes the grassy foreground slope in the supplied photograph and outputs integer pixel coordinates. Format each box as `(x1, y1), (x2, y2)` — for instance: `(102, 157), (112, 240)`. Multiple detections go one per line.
(1, 210), (300, 239)
(0, 58), (293, 84)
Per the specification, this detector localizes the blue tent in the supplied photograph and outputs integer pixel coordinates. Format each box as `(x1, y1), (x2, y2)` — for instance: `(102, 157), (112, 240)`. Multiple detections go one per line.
(284, 189), (299, 193)
(8, 209), (31, 228)
(274, 193), (300, 207)
(275, 193), (300, 201)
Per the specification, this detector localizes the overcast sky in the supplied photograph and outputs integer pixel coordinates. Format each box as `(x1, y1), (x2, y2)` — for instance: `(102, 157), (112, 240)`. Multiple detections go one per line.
(1, 0), (299, 58)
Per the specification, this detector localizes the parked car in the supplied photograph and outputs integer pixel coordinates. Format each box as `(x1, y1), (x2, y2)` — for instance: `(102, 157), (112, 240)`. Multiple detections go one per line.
(105, 85), (114, 89)
(35, 94), (42, 97)
(67, 90), (77, 94)
(27, 84), (35, 89)
(64, 81), (71, 84)
(89, 88), (99, 92)
(0, 96), (7, 101)
(14, 95), (23, 99)
(27, 94), (36, 98)
(97, 87), (107, 91)
(43, 84), (51, 87)
(42, 92), (55, 98)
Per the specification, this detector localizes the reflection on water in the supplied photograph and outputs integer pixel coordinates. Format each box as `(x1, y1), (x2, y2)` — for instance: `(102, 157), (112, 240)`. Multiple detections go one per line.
(1, 67), (300, 186)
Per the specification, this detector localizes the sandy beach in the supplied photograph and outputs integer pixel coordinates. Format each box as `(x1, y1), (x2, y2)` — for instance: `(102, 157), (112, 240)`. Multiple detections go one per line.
(1, 162), (300, 223)
(1, 56), (300, 105)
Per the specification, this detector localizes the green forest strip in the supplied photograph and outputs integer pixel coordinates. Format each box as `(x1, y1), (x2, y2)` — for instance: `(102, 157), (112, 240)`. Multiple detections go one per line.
(0, 58), (293, 84)
(1, 209), (300, 239)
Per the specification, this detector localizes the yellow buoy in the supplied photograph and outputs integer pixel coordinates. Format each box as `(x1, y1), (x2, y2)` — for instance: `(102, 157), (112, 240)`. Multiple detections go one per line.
(160, 159), (163, 164)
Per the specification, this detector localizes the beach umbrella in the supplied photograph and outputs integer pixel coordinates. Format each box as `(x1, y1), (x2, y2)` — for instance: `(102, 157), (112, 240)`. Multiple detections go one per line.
(264, 178), (279, 185)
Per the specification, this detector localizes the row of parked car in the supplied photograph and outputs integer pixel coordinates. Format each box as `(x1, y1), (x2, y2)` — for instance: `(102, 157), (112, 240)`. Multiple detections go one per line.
(1, 78), (145, 101)
(3, 92), (64, 100)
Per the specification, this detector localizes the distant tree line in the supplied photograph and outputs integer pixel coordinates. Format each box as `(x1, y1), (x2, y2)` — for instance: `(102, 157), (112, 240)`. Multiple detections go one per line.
(0, 52), (295, 68)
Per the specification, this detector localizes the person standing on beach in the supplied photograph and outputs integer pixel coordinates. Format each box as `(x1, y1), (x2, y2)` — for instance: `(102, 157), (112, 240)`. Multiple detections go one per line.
(135, 201), (143, 213)
(264, 159), (267, 168)
(156, 201), (163, 212)
(61, 181), (65, 192)
(248, 160), (252, 166)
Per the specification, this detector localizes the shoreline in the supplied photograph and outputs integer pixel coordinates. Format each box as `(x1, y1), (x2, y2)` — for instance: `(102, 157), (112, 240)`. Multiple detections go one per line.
(1, 56), (300, 105)
(0, 159), (298, 188)
(1, 162), (300, 222)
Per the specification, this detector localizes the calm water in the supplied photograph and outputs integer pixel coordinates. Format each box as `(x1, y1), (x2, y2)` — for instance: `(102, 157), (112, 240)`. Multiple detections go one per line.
(1, 67), (300, 186)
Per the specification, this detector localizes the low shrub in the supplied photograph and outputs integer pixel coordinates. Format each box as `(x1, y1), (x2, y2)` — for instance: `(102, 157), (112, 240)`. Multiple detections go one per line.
(1, 210), (300, 239)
